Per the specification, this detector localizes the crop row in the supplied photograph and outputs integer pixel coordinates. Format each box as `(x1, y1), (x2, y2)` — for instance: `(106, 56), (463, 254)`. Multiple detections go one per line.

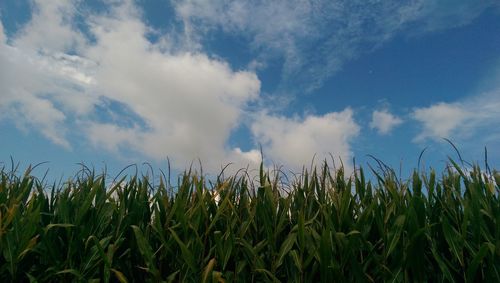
(0, 160), (499, 282)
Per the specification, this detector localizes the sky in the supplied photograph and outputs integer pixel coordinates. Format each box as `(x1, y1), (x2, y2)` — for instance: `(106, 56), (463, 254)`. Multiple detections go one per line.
(1, 0), (499, 181)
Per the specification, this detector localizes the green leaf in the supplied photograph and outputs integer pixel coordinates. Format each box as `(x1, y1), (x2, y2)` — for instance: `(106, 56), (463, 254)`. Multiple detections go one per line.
(275, 233), (296, 269)
(466, 242), (492, 283)
(386, 215), (405, 257)
(255, 268), (281, 283)
(169, 228), (198, 273)
(55, 269), (82, 279)
(43, 223), (75, 233)
(289, 249), (302, 272)
(441, 217), (464, 267)
(430, 242), (455, 282)
(166, 270), (180, 283)
(131, 225), (159, 277)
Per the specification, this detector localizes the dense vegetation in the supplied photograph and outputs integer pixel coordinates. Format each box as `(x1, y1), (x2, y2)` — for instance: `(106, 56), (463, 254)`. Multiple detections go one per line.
(0, 159), (499, 282)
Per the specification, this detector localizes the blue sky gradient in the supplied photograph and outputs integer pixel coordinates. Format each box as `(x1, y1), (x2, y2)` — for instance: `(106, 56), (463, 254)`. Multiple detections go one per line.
(1, 0), (499, 180)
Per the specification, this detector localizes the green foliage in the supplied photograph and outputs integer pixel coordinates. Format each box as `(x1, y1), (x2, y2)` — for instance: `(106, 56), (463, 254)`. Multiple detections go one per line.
(0, 161), (499, 282)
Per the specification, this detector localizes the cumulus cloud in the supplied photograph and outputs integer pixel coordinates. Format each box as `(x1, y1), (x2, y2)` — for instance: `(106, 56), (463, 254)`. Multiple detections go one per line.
(251, 108), (360, 172)
(84, 5), (261, 171)
(370, 110), (403, 135)
(412, 103), (470, 142)
(14, 0), (86, 52)
(411, 89), (500, 144)
(174, 0), (498, 92)
(0, 2), (93, 148)
(3, 0), (497, 175)
(0, 0), (261, 172)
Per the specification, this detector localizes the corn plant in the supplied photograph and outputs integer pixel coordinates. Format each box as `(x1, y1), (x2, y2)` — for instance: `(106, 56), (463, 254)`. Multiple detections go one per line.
(0, 159), (498, 282)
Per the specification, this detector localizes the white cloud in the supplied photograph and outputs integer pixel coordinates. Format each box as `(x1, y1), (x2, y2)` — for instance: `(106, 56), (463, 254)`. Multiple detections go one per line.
(412, 89), (500, 144)
(409, 63), (500, 165)
(412, 103), (470, 142)
(82, 5), (261, 171)
(414, 1), (499, 34)
(14, 0), (86, 52)
(251, 108), (360, 172)
(0, 9), (92, 148)
(0, 0), (379, 174)
(0, 0), (262, 173)
(370, 109), (403, 135)
(174, 0), (497, 92)
(0, 21), (4, 42)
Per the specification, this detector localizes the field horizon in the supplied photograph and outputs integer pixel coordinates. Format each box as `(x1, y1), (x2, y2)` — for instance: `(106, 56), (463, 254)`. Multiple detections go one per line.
(0, 155), (498, 282)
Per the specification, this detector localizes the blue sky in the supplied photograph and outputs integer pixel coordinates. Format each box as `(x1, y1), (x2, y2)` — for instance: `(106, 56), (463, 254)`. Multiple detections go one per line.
(1, 0), (499, 180)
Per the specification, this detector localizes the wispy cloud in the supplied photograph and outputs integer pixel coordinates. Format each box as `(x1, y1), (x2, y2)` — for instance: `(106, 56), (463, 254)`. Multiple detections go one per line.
(174, 0), (498, 92)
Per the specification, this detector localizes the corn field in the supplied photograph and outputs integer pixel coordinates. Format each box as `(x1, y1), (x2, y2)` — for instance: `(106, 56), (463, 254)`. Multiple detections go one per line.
(0, 160), (499, 282)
